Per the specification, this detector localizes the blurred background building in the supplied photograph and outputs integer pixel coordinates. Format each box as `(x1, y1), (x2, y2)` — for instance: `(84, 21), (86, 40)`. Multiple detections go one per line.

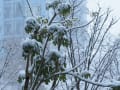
(0, 0), (46, 89)
(0, 0), (46, 40)
(0, 0), (47, 57)
(0, 0), (25, 40)
(25, 0), (46, 17)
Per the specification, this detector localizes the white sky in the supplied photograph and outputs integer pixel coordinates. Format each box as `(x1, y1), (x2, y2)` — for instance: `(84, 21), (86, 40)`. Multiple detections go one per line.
(87, 0), (120, 37)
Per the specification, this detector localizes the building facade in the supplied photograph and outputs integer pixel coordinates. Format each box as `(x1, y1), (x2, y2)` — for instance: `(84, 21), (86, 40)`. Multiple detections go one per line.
(0, 0), (46, 40)
(0, 0), (46, 89)
(1, 0), (25, 39)
(25, 0), (46, 17)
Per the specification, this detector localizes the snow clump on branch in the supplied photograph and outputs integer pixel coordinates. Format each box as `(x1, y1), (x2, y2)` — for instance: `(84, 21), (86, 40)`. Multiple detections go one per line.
(81, 70), (91, 79)
(57, 3), (71, 17)
(48, 24), (66, 34)
(18, 70), (25, 84)
(22, 38), (40, 56)
(25, 17), (40, 33)
(46, 0), (60, 9)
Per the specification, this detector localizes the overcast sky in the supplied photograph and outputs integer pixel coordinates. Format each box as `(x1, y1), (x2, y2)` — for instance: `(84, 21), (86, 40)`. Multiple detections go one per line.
(87, 0), (120, 37)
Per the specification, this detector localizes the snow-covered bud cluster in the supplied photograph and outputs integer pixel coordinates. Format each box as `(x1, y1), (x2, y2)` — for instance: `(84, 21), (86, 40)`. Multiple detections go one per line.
(57, 3), (71, 17)
(32, 50), (67, 83)
(47, 50), (61, 61)
(25, 17), (40, 33)
(47, 50), (66, 70)
(56, 25), (67, 35)
(22, 38), (40, 56)
(18, 70), (25, 84)
(48, 24), (66, 34)
(48, 24), (67, 35)
(46, 0), (60, 9)
(48, 24), (58, 34)
(81, 70), (91, 79)
(50, 25), (70, 50)
(46, 0), (71, 17)
(47, 24), (70, 48)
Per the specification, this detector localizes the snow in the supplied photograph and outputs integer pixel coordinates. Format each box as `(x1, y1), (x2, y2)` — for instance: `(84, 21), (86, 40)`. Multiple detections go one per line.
(48, 24), (66, 33)
(46, 0), (60, 9)
(47, 50), (61, 61)
(26, 17), (36, 24)
(21, 80), (25, 88)
(59, 56), (66, 65)
(33, 55), (41, 62)
(58, 3), (70, 11)
(22, 38), (40, 54)
(57, 3), (71, 16)
(67, 72), (120, 88)
(25, 17), (36, 28)
(81, 70), (91, 78)
(48, 24), (58, 33)
(50, 61), (56, 68)
(28, 65), (34, 74)
(22, 38), (36, 48)
(25, 17), (40, 33)
(57, 25), (66, 33)
(18, 70), (25, 78)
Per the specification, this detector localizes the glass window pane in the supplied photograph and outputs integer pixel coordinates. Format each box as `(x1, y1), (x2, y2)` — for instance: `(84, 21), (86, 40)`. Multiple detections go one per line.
(15, 20), (24, 35)
(14, 2), (22, 17)
(4, 4), (13, 19)
(4, 21), (13, 35)
(0, 26), (2, 35)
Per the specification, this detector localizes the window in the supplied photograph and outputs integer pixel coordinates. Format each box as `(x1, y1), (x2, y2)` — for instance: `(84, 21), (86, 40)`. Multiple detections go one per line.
(15, 20), (24, 35)
(0, 26), (3, 36)
(4, 21), (13, 35)
(14, 2), (23, 17)
(4, 4), (13, 19)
